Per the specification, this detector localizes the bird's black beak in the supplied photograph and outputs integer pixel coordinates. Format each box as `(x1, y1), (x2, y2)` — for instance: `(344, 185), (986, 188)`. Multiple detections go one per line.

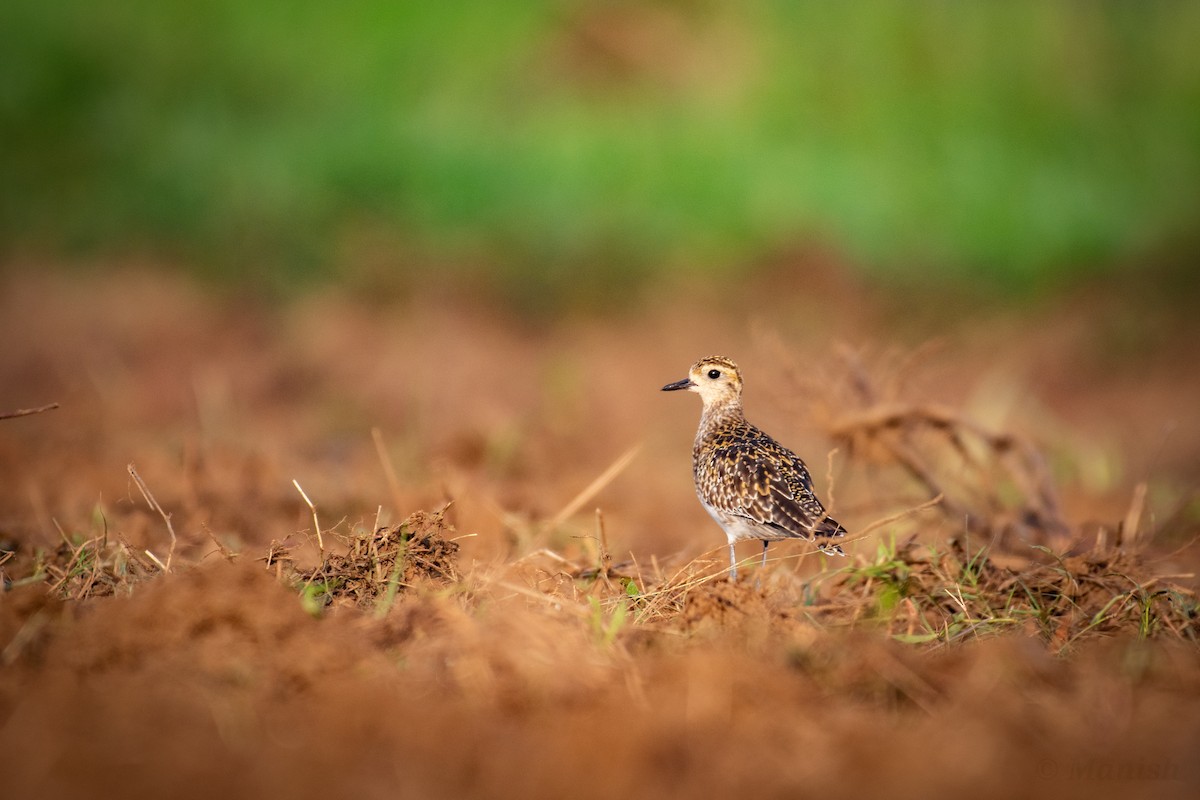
(661, 377), (694, 392)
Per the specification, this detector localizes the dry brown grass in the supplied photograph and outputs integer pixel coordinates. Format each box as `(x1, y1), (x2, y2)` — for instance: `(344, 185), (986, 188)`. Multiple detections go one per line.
(767, 340), (1075, 551)
(284, 507), (462, 612)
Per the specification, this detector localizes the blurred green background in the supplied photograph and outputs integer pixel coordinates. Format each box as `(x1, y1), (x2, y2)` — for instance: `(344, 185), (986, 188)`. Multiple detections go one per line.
(3, 1), (1199, 302)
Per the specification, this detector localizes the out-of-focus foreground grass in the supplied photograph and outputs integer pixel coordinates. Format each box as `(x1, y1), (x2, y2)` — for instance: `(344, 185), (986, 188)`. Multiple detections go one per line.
(2, 1), (1198, 302)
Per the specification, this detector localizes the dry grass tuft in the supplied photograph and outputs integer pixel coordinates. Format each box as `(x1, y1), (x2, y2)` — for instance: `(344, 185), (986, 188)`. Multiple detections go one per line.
(509, 523), (1197, 651)
(283, 506), (461, 612)
(824, 535), (1198, 648)
(7, 534), (158, 602)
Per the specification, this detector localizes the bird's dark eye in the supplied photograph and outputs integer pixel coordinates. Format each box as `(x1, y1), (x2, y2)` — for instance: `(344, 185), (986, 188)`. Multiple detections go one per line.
(707, 369), (721, 379)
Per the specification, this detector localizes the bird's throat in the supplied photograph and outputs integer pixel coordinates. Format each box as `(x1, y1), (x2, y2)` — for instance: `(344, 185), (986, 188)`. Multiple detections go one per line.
(698, 397), (744, 432)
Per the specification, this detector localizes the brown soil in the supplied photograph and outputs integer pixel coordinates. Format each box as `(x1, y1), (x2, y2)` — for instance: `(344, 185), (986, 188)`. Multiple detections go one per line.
(1, 267), (1198, 799)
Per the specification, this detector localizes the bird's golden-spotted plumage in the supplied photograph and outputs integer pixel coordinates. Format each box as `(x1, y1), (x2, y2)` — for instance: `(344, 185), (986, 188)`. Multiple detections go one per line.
(662, 356), (846, 579)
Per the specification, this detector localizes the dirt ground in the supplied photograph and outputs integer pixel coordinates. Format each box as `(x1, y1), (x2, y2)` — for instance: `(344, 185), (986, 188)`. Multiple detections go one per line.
(1, 265), (1198, 799)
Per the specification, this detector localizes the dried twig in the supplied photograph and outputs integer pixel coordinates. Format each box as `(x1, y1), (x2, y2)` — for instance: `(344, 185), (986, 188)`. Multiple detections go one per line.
(127, 463), (177, 572)
(824, 447), (840, 515)
(1121, 481), (1148, 545)
(371, 427), (405, 514)
(547, 444), (641, 529)
(853, 494), (946, 539)
(0, 402), (60, 421)
(292, 479), (324, 553)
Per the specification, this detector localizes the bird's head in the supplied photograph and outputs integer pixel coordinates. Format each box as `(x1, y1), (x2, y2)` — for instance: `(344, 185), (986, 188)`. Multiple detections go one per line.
(661, 355), (743, 407)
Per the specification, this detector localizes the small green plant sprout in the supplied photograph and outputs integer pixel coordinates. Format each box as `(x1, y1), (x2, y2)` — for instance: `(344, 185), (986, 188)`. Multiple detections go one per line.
(299, 578), (341, 617)
(840, 533), (913, 616)
(374, 540), (407, 619)
(587, 595), (628, 648)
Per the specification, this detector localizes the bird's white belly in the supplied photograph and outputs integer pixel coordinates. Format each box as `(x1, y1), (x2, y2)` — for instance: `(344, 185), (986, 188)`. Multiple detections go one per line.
(701, 503), (776, 544)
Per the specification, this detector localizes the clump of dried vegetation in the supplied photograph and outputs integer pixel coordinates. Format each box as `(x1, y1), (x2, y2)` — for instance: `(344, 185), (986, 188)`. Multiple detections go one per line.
(763, 339), (1076, 549)
(24, 534), (159, 601)
(826, 535), (1197, 647)
(516, 530), (1197, 652)
(268, 507), (461, 614)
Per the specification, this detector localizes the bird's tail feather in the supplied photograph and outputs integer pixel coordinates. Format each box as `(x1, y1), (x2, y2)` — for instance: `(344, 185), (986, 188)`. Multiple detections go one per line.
(814, 516), (847, 556)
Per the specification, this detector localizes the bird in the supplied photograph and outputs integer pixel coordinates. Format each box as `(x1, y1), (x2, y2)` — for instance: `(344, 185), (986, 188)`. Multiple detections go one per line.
(662, 355), (846, 580)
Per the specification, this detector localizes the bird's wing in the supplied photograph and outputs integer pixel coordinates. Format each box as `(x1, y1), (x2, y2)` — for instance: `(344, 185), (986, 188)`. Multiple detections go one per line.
(713, 439), (845, 541)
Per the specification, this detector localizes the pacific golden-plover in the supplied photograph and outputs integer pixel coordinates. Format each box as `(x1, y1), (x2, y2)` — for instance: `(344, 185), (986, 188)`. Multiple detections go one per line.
(663, 355), (846, 579)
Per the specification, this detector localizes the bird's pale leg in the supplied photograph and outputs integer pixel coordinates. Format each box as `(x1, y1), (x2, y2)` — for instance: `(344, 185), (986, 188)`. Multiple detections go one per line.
(755, 541), (769, 589)
(729, 541), (737, 581)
